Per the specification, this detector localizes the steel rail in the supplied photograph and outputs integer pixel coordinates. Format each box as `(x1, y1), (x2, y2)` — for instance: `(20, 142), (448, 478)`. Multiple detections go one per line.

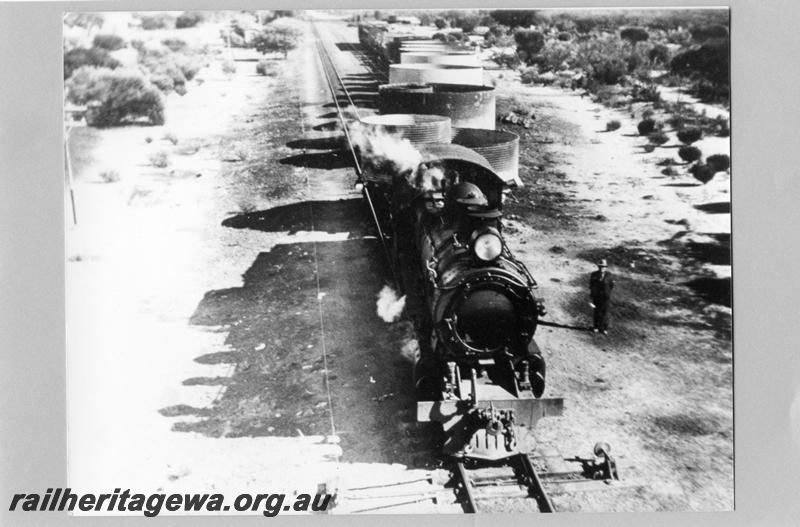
(455, 461), (478, 513)
(311, 21), (398, 287)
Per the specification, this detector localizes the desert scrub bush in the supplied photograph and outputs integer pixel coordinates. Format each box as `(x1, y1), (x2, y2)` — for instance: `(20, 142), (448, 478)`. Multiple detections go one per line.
(149, 150), (170, 168)
(671, 38), (729, 90)
(163, 132), (178, 145)
(92, 34), (126, 51)
(690, 24), (729, 42)
(66, 67), (165, 127)
(706, 154), (730, 173)
(529, 40), (573, 73)
(637, 118), (656, 136)
(690, 163), (715, 184)
(252, 25), (301, 58)
(514, 30), (545, 65)
(648, 44), (670, 65)
(679, 145), (702, 163)
(63, 47), (121, 79)
(255, 58), (278, 76)
(631, 83), (661, 103)
(98, 169), (120, 183)
(519, 67), (553, 85)
(221, 59), (237, 75)
(666, 114), (685, 130)
(620, 27), (649, 45)
(139, 14), (172, 30)
(161, 38), (188, 52)
(677, 127), (703, 144)
(647, 132), (669, 146)
(140, 51), (202, 95)
(175, 12), (204, 29)
(490, 49), (522, 69)
(605, 120), (621, 132)
(592, 57), (627, 85)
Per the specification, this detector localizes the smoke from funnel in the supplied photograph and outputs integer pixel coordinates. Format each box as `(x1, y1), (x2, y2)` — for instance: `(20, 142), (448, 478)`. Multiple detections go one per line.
(351, 122), (423, 180)
(376, 285), (406, 323)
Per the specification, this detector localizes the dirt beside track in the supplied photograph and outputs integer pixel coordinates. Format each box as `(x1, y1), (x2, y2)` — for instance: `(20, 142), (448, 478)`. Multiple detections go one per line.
(66, 15), (731, 513)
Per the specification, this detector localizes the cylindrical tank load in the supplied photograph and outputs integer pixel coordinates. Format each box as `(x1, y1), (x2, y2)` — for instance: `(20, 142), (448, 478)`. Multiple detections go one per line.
(389, 64), (485, 87)
(378, 83), (496, 130)
(359, 114), (452, 145)
(450, 128), (520, 187)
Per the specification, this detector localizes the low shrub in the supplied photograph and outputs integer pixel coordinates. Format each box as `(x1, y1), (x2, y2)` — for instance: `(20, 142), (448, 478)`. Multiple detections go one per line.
(706, 154), (730, 172)
(175, 12), (204, 29)
(648, 132), (669, 145)
(161, 38), (188, 52)
(514, 29), (545, 64)
(605, 119), (621, 132)
(620, 27), (649, 45)
(671, 38), (729, 87)
(592, 57), (627, 85)
(690, 24), (729, 42)
(490, 49), (522, 69)
(631, 83), (661, 103)
(690, 163), (715, 184)
(98, 169), (120, 183)
(149, 150), (170, 168)
(163, 132), (178, 145)
(256, 58), (278, 76)
(678, 145), (702, 163)
(64, 47), (121, 79)
(140, 51), (202, 95)
(648, 44), (669, 65)
(252, 25), (301, 58)
(92, 34), (126, 51)
(139, 15), (172, 31)
(66, 67), (165, 127)
(677, 127), (703, 144)
(637, 118), (656, 136)
(530, 40), (573, 73)
(221, 59), (237, 74)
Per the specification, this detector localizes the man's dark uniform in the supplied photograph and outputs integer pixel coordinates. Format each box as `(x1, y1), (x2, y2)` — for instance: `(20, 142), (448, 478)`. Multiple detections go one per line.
(589, 267), (614, 332)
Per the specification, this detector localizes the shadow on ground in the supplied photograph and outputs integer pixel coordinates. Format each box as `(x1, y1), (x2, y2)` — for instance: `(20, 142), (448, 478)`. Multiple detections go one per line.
(222, 199), (370, 235)
(163, 199), (425, 464)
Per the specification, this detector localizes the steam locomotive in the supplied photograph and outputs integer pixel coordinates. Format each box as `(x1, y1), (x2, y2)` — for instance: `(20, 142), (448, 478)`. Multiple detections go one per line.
(361, 141), (564, 461)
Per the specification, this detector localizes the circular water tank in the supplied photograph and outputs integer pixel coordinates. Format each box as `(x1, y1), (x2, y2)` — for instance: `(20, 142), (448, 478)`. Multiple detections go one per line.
(378, 83), (496, 130)
(359, 114), (452, 145)
(451, 128), (520, 186)
(400, 52), (480, 67)
(389, 64), (485, 86)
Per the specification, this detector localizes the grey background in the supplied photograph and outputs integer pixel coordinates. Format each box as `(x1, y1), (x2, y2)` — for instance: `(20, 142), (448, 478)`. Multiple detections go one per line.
(1, 0), (798, 525)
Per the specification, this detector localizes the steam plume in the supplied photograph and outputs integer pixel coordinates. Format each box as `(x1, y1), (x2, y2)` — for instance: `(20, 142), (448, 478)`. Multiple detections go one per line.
(376, 285), (406, 323)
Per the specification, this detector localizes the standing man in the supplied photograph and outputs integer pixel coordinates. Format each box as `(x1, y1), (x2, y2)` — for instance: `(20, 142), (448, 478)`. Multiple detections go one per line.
(589, 259), (614, 334)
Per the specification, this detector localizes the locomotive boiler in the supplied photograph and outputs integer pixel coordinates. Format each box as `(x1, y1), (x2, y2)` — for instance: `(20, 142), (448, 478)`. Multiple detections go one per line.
(363, 142), (563, 460)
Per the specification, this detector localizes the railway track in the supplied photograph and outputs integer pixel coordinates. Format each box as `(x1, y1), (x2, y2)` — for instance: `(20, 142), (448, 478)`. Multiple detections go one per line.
(309, 19), (626, 514)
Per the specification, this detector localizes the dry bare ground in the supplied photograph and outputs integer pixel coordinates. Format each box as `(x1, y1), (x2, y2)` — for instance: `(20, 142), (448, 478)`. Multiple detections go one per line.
(66, 15), (730, 513)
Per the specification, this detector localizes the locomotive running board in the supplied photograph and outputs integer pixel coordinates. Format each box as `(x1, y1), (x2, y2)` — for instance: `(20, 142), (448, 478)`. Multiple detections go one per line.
(417, 397), (564, 430)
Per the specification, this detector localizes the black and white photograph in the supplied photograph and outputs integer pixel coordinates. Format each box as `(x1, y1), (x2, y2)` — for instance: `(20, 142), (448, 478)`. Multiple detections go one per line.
(57, 6), (735, 515)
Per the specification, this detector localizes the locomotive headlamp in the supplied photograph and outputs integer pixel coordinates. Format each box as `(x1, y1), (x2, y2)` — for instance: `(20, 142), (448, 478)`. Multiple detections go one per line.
(471, 227), (503, 262)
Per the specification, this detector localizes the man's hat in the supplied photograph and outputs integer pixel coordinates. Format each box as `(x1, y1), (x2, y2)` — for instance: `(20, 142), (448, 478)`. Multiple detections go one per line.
(598, 259), (608, 267)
